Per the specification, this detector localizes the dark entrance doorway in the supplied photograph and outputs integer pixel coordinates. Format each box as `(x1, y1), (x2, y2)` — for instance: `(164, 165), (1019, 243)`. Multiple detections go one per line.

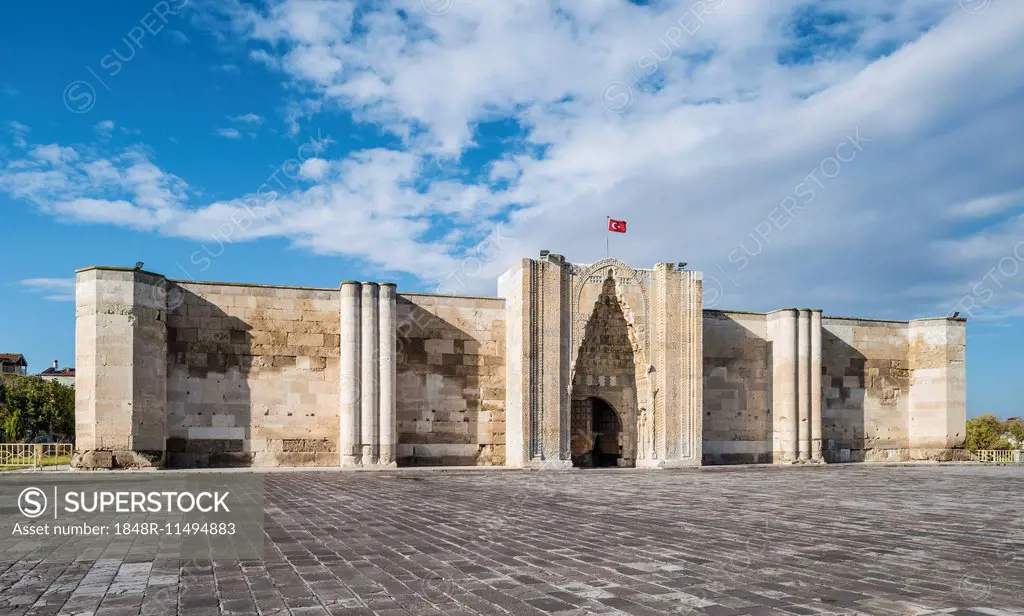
(571, 397), (622, 468)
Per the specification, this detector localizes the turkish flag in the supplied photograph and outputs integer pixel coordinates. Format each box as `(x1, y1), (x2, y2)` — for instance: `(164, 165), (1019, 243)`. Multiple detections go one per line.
(608, 218), (627, 233)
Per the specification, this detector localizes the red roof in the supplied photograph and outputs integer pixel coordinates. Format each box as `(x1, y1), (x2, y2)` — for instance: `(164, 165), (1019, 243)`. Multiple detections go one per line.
(40, 367), (75, 377)
(0, 353), (26, 365)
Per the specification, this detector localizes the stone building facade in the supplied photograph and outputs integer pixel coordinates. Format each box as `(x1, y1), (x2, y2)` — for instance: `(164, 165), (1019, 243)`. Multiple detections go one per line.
(72, 254), (967, 469)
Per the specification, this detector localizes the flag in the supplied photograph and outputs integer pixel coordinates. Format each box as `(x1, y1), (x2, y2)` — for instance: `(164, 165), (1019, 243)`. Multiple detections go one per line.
(608, 218), (627, 233)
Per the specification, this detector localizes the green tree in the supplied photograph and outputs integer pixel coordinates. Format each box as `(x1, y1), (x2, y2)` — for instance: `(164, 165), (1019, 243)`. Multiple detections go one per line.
(0, 375), (75, 442)
(965, 413), (1013, 450)
(1006, 419), (1024, 446)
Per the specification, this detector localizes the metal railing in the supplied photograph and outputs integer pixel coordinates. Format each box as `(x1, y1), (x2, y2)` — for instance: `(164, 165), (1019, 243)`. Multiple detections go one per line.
(0, 443), (73, 470)
(971, 449), (1020, 463)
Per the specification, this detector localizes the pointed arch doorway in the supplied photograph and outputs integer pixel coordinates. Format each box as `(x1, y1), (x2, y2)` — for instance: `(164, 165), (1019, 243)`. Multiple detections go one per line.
(571, 397), (623, 467)
(568, 273), (644, 468)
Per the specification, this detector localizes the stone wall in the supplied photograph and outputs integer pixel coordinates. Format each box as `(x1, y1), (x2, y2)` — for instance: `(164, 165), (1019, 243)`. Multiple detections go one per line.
(394, 293), (506, 466)
(701, 311), (771, 464)
(74, 269), (510, 469)
(819, 316), (967, 461)
(700, 310), (967, 464)
(165, 282), (341, 467)
(820, 317), (910, 462)
(73, 263), (964, 469)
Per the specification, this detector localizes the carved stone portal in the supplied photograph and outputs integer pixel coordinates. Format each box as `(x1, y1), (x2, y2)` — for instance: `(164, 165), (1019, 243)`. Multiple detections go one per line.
(499, 255), (703, 469)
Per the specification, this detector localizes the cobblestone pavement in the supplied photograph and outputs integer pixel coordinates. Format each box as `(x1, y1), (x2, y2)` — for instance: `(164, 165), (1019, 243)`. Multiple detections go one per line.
(1, 465), (1023, 615)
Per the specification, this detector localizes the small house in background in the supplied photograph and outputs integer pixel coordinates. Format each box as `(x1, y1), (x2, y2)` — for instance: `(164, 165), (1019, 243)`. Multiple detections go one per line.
(39, 360), (75, 387)
(0, 353), (28, 376)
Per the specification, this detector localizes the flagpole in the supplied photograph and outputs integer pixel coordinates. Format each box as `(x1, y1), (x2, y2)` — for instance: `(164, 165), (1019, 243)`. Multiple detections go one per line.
(606, 216), (610, 258)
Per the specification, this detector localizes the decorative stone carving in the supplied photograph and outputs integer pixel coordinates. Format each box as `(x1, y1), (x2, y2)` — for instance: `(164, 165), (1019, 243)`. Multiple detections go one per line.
(569, 258), (650, 378)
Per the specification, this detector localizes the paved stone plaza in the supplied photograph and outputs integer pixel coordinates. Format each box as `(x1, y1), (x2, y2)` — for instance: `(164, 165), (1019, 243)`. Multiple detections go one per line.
(1, 465), (1023, 615)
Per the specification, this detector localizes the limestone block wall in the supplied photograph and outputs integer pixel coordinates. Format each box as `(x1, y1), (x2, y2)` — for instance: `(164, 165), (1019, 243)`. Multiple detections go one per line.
(818, 316), (967, 462)
(820, 317), (912, 461)
(701, 309), (966, 464)
(394, 293), (506, 466)
(701, 311), (771, 464)
(165, 282), (341, 467)
(73, 263), (964, 469)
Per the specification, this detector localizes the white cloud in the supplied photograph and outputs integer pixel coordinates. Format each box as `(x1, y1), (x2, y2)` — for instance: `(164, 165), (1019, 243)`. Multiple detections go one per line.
(216, 127), (242, 139)
(945, 188), (1024, 220)
(19, 278), (75, 302)
(6, 120), (29, 148)
(94, 120), (115, 138)
(4, 0), (1024, 323)
(168, 29), (190, 45)
(30, 144), (78, 165)
(0, 145), (188, 230)
(228, 113), (264, 125)
(299, 157), (329, 180)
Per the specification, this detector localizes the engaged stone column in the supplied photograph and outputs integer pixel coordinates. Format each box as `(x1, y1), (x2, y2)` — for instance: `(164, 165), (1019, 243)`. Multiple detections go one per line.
(360, 283), (380, 465)
(810, 310), (823, 461)
(378, 283), (398, 467)
(339, 281), (361, 467)
(768, 309), (799, 463)
(797, 309), (811, 461)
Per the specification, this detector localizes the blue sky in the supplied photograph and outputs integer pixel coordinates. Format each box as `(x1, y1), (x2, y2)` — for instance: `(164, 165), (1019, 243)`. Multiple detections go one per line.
(1, 0), (1023, 416)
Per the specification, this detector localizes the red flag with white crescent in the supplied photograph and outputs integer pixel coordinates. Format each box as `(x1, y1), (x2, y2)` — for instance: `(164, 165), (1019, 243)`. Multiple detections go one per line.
(608, 218), (627, 233)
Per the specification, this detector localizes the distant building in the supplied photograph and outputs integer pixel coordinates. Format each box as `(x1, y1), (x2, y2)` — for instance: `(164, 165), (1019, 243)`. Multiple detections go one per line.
(39, 360), (75, 387)
(0, 353), (28, 376)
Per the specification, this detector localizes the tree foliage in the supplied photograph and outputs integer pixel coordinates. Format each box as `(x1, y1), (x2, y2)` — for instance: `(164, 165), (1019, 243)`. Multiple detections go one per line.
(965, 413), (1018, 450)
(0, 376), (75, 442)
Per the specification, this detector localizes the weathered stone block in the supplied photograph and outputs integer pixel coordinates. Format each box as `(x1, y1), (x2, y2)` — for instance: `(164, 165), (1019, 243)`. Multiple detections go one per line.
(166, 437), (187, 453)
(71, 450), (113, 470)
(112, 450), (163, 469)
(209, 452), (255, 467)
(281, 438), (335, 453)
(186, 439), (243, 454)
